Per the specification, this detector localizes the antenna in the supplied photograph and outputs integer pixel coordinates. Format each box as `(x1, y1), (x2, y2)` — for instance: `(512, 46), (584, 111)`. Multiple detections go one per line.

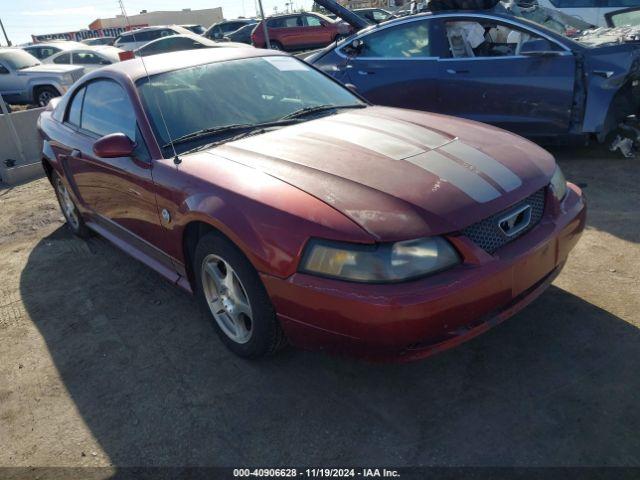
(116, 0), (181, 164)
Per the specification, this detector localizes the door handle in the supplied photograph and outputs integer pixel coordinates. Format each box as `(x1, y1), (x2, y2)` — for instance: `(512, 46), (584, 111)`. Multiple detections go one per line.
(357, 70), (375, 75)
(446, 68), (469, 74)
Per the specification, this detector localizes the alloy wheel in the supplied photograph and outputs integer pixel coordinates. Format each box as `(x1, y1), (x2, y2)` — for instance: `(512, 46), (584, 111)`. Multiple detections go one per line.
(201, 254), (254, 344)
(55, 177), (80, 230)
(38, 91), (54, 107)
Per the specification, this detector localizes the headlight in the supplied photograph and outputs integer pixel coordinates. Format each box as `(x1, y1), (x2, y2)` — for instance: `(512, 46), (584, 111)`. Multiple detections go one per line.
(62, 73), (74, 84)
(300, 237), (460, 283)
(549, 165), (567, 202)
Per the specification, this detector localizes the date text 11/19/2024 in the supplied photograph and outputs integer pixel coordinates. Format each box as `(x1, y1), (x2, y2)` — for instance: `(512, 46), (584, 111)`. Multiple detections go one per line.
(233, 468), (401, 477)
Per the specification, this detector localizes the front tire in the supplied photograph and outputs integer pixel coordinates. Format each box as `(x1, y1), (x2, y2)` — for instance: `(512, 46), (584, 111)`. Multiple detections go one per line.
(53, 173), (91, 238)
(268, 41), (284, 51)
(194, 232), (286, 358)
(35, 86), (60, 107)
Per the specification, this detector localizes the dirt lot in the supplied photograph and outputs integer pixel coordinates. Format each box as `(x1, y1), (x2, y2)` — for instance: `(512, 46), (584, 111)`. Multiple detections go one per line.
(0, 146), (639, 469)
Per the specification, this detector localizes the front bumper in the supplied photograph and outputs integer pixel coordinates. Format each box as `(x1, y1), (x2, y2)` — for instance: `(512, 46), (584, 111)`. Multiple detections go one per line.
(261, 183), (586, 361)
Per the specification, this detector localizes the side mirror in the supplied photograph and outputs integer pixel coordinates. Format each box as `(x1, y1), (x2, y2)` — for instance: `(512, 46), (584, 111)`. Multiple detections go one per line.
(345, 83), (358, 92)
(93, 133), (136, 158)
(520, 39), (561, 57)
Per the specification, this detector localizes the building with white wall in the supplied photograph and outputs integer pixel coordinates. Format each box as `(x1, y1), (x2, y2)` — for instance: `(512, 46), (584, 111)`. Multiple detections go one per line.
(89, 7), (224, 30)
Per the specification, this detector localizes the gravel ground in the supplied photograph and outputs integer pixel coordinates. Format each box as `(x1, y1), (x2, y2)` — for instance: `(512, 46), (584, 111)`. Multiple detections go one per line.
(0, 146), (638, 468)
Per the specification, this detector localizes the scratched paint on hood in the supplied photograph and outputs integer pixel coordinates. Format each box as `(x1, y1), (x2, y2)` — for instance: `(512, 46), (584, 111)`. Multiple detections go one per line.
(210, 107), (543, 240)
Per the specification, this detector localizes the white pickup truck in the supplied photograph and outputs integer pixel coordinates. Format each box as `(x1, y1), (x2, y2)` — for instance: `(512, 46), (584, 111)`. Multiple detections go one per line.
(0, 48), (84, 107)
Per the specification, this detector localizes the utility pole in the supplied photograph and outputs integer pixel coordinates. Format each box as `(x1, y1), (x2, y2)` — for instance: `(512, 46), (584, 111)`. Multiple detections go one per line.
(0, 17), (11, 47)
(256, 0), (271, 49)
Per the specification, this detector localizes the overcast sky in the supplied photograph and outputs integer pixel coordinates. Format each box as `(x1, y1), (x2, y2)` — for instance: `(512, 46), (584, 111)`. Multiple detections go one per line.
(1, 0), (315, 45)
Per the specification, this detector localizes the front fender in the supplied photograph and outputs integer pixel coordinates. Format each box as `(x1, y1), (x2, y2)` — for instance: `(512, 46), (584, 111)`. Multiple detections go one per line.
(581, 46), (640, 137)
(153, 155), (372, 279)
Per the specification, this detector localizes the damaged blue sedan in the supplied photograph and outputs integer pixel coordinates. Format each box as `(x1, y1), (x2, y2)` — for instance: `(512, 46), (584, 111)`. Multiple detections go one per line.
(308, 1), (640, 156)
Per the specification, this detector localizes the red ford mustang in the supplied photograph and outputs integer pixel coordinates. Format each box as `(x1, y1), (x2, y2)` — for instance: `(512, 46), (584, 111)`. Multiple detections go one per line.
(38, 48), (586, 361)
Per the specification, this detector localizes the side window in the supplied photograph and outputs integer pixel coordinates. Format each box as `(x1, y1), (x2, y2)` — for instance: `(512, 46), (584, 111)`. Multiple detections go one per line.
(305, 15), (323, 27)
(53, 53), (71, 64)
(359, 20), (431, 58)
(81, 80), (137, 140)
(73, 52), (108, 65)
(444, 21), (562, 58)
(373, 11), (390, 22)
(66, 87), (85, 127)
(40, 47), (58, 58)
(608, 8), (640, 25)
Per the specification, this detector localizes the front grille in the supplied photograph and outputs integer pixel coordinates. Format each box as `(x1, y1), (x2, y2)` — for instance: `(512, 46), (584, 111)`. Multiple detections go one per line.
(462, 188), (546, 254)
(70, 70), (84, 83)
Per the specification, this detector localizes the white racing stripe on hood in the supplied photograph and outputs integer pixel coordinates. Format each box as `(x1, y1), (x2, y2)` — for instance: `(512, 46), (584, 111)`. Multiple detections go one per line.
(333, 113), (452, 150)
(292, 121), (424, 160)
(439, 141), (522, 192)
(406, 150), (501, 203)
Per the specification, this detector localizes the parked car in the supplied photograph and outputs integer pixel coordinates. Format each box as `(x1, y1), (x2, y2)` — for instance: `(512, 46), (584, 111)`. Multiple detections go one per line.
(0, 48), (84, 106)
(204, 19), (258, 41)
(23, 41), (86, 61)
(323, 8), (394, 24)
(308, 2), (640, 155)
(353, 8), (394, 24)
(81, 37), (116, 46)
(252, 13), (351, 51)
(38, 48), (585, 360)
(224, 23), (257, 44)
(134, 34), (246, 57)
(43, 46), (123, 72)
(114, 25), (194, 51)
(181, 24), (206, 35)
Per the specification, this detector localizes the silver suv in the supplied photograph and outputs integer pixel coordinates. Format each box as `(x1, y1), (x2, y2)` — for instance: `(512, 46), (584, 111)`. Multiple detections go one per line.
(0, 48), (84, 107)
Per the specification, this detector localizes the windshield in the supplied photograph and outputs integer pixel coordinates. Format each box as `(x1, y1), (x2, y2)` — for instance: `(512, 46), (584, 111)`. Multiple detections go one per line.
(1, 50), (41, 70)
(138, 56), (364, 154)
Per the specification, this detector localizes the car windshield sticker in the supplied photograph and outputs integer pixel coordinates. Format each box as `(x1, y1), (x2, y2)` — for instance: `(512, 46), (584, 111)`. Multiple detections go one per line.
(263, 56), (311, 71)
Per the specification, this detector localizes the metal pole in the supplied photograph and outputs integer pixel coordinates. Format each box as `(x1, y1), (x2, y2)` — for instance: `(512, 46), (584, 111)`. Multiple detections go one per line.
(256, 0), (271, 49)
(0, 17), (11, 47)
(0, 93), (27, 166)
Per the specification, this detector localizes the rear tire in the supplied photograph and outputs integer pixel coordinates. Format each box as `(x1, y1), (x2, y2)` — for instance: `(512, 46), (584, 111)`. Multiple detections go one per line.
(193, 232), (286, 359)
(52, 173), (91, 238)
(34, 86), (60, 107)
(269, 41), (284, 51)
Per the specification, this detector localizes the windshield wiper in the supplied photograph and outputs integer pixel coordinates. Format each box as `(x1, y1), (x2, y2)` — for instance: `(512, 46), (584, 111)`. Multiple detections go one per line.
(281, 103), (366, 120)
(163, 119), (302, 148)
(165, 118), (310, 150)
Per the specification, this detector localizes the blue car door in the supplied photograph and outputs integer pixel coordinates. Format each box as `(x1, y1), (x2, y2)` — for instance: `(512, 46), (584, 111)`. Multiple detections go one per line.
(434, 15), (576, 137)
(342, 17), (443, 112)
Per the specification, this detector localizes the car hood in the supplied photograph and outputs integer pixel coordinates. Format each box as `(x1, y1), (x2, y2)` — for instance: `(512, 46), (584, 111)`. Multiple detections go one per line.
(208, 107), (555, 241)
(19, 64), (83, 75)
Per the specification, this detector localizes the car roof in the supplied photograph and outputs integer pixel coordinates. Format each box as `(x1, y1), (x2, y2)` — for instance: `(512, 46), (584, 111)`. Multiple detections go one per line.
(135, 34), (249, 52)
(120, 25), (192, 36)
(135, 33), (215, 48)
(98, 47), (286, 82)
(27, 41), (86, 50)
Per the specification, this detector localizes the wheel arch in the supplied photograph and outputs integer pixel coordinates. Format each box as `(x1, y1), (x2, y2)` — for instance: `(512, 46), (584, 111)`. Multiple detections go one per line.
(180, 218), (259, 294)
